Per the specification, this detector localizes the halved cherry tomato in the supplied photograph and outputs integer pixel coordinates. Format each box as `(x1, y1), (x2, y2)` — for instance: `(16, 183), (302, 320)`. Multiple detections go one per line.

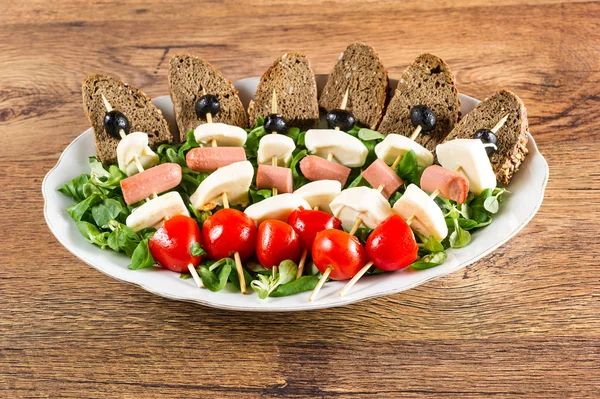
(366, 214), (418, 271)
(202, 208), (257, 262)
(288, 207), (343, 250)
(256, 220), (301, 269)
(311, 229), (367, 280)
(149, 215), (203, 273)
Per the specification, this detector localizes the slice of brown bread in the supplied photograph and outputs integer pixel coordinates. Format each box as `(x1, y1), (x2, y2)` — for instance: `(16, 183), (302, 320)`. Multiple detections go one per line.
(168, 55), (248, 140)
(82, 74), (172, 165)
(442, 90), (529, 186)
(319, 43), (388, 129)
(377, 54), (459, 153)
(248, 53), (319, 130)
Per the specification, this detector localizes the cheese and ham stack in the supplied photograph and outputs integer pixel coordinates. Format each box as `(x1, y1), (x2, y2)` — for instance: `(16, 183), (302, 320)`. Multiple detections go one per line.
(256, 133), (296, 194)
(186, 123), (248, 172)
(300, 129), (368, 186)
(329, 186), (393, 231)
(189, 161), (254, 210)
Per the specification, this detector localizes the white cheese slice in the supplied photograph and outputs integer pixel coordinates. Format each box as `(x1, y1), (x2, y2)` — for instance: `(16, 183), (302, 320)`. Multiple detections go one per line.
(392, 184), (448, 240)
(126, 192), (190, 232)
(257, 134), (296, 166)
(375, 134), (434, 168)
(305, 129), (368, 167)
(189, 161), (254, 210)
(116, 132), (160, 176)
(293, 180), (342, 214)
(436, 139), (497, 195)
(329, 186), (393, 231)
(194, 122), (247, 147)
(244, 193), (310, 227)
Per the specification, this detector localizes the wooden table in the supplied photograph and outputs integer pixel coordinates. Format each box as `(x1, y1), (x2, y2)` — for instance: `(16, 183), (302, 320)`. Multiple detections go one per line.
(2, 0), (599, 397)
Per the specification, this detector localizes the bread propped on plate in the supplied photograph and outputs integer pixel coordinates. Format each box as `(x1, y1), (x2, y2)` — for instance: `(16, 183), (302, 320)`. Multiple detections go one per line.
(319, 43), (388, 129)
(82, 74), (173, 165)
(377, 53), (459, 152)
(248, 53), (319, 130)
(168, 54), (248, 140)
(442, 90), (529, 186)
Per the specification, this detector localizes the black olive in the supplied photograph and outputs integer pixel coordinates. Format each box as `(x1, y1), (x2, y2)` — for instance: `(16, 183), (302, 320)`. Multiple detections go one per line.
(410, 105), (436, 133)
(326, 109), (356, 131)
(195, 94), (220, 119)
(264, 114), (289, 134)
(474, 129), (498, 156)
(104, 110), (130, 139)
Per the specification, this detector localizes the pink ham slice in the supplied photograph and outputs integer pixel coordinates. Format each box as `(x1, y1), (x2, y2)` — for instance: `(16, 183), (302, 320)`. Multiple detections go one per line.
(420, 165), (470, 204)
(361, 159), (404, 199)
(256, 165), (293, 193)
(186, 147), (246, 173)
(120, 163), (182, 205)
(299, 155), (351, 186)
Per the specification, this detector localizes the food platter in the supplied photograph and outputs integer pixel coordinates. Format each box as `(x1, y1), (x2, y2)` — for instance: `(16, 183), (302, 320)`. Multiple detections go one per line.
(42, 75), (548, 311)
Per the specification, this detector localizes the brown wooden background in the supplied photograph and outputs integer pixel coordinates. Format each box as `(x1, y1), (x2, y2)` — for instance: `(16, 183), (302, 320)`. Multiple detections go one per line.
(1, 0), (599, 397)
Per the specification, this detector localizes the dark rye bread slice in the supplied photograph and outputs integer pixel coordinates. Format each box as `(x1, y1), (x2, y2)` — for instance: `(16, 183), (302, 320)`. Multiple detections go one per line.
(377, 54), (459, 153)
(442, 90), (529, 186)
(248, 53), (319, 130)
(82, 74), (172, 165)
(168, 55), (248, 140)
(319, 43), (388, 129)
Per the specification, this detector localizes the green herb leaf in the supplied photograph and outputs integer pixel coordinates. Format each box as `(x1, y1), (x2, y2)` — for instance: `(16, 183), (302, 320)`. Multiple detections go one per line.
(198, 259), (234, 292)
(58, 174), (90, 202)
(358, 128), (385, 141)
(91, 198), (124, 228)
(190, 242), (206, 257)
(66, 194), (102, 222)
(290, 150), (309, 190)
(411, 251), (448, 270)
(129, 239), (155, 270)
(422, 236), (445, 253)
(449, 218), (471, 248)
(251, 260), (299, 299)
(249, 187), (273, 204)
(270, 276), (320, 297)
(76, 221), (110, 249)
(395, 150), (420, 185)
(88, 157), (125, 189)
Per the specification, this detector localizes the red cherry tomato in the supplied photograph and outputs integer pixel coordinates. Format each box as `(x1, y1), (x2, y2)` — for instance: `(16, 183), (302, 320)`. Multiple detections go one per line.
(288, 207), (343, 250)
(202, 208), (257, 262)
(149, 215), (203, 273)
(366, 214), (418, 271)
(311, 229), (367, 280)
(256, 220), (302, 269)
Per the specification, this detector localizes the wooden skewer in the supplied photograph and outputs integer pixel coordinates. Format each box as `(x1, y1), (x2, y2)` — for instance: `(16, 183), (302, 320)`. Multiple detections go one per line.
(103, 94), (195, 280)
(491, 113), (509, 134)
(221, 192), (246, 294)
(269, 89), (280, 196)
(334, 88), (350, 132)
(308, 266), (332, 302)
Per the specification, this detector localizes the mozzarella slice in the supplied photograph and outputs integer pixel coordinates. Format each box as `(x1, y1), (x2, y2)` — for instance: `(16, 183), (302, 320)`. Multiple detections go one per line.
(194, 123), (247, 147)
(244, 193), (310, 226)
(436, 139), (497, 195)
(293, 180), (341, 214)
(393, 184), (448, 240)
(329, 187), (393, 231)
(190, 161), (254, 210)
(305, 129), (368, 167)
(375, 134), (434, 168)
(257, 134), (296, 166)
(126, 192), (190, 232)
(116, 132), (160, 176)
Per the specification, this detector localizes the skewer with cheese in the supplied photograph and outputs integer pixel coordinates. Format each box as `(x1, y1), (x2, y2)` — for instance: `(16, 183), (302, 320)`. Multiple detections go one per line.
(244, 193), (310, 227)
(116, 132), (160, 176)
(193, 123), (247, 147)
(392, 184), (448, 241)
(304, 129), (368, 168)
(436, 139), (497, 195)
(374, 134), (434, 168)
(189, 161), (254, 210)
(329, 187), (393, 231)
(293, 180), (342, 214)
(125, 192), (190, 232)
(257, 134), (295, 166)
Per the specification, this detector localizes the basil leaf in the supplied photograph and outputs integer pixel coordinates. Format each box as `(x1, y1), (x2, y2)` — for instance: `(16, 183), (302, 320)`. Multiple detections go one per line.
(277, 260), (298, 285)
(227, 266), (254, 291)
(347, 174), (366, 189)
(411, 251), (448, 270)
(449, 218), (471, 248)
(198, 259), (233, 292)
(91, 198), (123, 228)
(270, 276), (320, 297)
(107, 221), (140, 257)
(188, 205), (212, 227)
(190, 242), (206, 257)
(58, 174), (89, 202)
(245, 125), (268, 158)
(76, 221), (110, 249)
(445, 218), (480, 231)
(358, 128), (385, 141)
(389, 191), (402, 207)
(422, 236), (444, 253)
(129, 239), (155, 270)
(290, 150), (309, 190)
(395, 150), (419, 185)
(66, 194), (102, 222)
(89, 157), (125, 189)
(249, 187), (272, 204)
(286, 127), (301, 145)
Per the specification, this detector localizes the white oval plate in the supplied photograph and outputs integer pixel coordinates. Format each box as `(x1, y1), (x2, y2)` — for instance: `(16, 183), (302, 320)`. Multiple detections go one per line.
(43, 76), (548, 311)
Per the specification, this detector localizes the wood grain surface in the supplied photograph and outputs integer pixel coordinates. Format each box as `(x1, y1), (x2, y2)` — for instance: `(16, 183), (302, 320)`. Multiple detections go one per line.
(1, 0), (599, 397)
